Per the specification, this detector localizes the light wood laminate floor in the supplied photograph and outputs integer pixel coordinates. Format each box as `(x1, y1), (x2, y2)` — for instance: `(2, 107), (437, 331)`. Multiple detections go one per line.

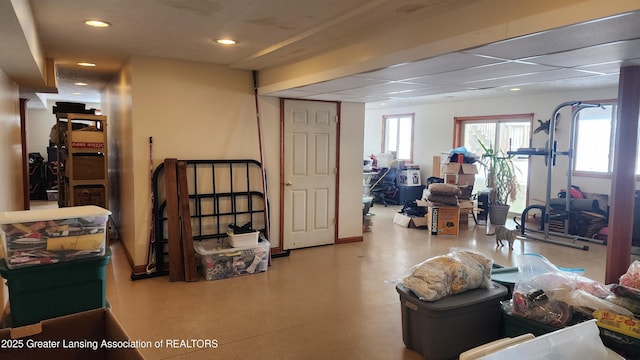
(37, 201), (611, 359)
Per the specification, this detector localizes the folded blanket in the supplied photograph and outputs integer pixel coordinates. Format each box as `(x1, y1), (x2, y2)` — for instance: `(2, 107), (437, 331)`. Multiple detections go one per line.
(428, 183), (461, 196)
(427, 194), (459, 206)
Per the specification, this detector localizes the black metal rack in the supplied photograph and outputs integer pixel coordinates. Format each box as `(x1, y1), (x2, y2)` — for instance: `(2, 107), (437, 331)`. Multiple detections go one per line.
(509, 101), (605, 250)
(151, 159), (268, 275)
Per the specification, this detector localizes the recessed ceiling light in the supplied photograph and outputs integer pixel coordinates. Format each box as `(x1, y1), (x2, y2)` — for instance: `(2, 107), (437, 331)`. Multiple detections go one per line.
(77, 62), (96, 67)
(84, 20), (111, 27)
(75, 82), (88, 86)
(510, 87), (521, 91)
(216, 39), (237, 45)
(73, 92), (81, 95)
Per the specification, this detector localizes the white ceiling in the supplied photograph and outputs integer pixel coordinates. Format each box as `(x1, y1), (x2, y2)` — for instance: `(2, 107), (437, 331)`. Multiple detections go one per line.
(2, 1), (640, 107)
(270, 11), (640, 105)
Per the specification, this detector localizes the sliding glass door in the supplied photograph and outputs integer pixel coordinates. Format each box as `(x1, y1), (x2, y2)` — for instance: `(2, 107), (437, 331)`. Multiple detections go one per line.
(454, 114), (533, 214)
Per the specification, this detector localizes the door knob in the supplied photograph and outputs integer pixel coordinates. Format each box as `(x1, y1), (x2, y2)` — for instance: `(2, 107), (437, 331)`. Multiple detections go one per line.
(285, 181), (292, 186)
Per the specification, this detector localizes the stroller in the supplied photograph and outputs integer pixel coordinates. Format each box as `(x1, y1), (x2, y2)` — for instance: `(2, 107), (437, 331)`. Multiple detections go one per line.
(368, 167), (399, 206)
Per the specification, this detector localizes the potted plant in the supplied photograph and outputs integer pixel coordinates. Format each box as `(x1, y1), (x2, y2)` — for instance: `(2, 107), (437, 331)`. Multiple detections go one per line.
(477, 138), (519, 225)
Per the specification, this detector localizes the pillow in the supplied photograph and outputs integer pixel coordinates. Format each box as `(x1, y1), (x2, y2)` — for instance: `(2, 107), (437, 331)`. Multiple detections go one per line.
(427, 194), (459, 207)
(428, 183), (462, 196)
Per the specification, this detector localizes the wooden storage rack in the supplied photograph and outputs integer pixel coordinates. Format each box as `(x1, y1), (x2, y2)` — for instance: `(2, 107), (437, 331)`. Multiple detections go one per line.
(55, 113), (108, 209)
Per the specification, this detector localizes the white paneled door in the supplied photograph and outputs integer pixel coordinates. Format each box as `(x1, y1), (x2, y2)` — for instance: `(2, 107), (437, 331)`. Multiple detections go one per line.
(283, 99), (337, 249)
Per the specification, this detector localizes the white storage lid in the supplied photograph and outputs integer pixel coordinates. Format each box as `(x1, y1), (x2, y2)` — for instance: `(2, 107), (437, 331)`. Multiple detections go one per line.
(0, 205), (111, 224)
(194, 238), (264, 255)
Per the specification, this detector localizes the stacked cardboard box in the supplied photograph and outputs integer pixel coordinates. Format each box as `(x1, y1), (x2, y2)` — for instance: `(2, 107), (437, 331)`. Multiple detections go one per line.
(427, 206), (460, 235)
(440, 162), (478, 186)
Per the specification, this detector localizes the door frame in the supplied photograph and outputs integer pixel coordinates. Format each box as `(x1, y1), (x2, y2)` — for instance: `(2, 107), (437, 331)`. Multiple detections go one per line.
(276, 98), (341, 253)
(20, 98), (30, 210)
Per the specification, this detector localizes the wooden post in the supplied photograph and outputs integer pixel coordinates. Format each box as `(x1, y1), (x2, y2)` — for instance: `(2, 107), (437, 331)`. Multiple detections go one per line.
(606, 66), (640, 284)
(178, 161), (198, 282)
(165, 158), (185, 282)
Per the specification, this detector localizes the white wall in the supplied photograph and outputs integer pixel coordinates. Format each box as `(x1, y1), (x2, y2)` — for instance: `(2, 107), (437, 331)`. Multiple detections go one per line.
(339, 102), (366, 240)
(364, 86), (620, 207)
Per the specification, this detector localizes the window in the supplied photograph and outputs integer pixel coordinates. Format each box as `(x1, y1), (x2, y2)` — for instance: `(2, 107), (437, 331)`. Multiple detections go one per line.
(454, 114), (533, 214)
(574, 100), (617, 175)
(382, 114), (414, 161)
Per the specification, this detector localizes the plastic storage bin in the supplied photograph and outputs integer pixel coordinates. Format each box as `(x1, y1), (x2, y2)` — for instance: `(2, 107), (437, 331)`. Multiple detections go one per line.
(477, 319), (609, 360)
(0, 205), (110, 268)
(396, 282), (508, 360)
(0, 249), (111, 327)
(195, 239), (269, 281)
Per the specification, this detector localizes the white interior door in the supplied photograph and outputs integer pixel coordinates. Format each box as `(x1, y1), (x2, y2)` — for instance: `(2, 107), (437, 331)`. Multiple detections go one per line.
(283, 99), (337, 249)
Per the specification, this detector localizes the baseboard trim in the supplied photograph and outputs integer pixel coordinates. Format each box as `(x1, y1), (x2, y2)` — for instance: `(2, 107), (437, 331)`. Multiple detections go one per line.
(336, 236), (363, 244)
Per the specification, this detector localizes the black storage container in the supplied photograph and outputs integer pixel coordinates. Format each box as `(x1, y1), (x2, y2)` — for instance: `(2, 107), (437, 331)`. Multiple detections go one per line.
(396, 282), (507, 360)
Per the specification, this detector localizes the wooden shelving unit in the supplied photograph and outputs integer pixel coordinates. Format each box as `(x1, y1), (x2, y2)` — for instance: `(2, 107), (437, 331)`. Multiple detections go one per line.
(55, 113), (108, 209)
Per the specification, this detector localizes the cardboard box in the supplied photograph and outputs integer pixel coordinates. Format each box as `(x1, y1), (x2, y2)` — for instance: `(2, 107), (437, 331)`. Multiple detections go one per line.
(71, 154), (105, 180)
(443, 173), (457, 185)
(428, 206), (460, 235)
(416, 199), (429, 207)
(410, 215), (428, 228)
(457, 174), (476, 186)
(441, 163), (477, 186)
(398, 169), (421, 186)
(393, 213), (412, 227)
(0, 307), (144, 360)
(460, 163), (479, 175)
(432, 156), (441, 177)
(459, 209), (470, 230)
(441, 163), (461, 174)
(393, 213), (427, 228)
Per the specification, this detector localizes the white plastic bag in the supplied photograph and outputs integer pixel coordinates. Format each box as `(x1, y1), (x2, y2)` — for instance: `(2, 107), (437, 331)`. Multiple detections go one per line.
(401, 248), (493, 301)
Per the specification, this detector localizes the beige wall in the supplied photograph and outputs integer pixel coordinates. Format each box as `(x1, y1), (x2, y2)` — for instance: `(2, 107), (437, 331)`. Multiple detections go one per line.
(0, 67), (21, 313)
(103, 62), (134, 262)
(104, 56), (278, 266)
(0, 69), (22, 212)
(102, 56), (367, 267)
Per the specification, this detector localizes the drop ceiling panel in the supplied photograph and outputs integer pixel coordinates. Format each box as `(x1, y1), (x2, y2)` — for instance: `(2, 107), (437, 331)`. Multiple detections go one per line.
(465, 68), (597, 88)
(576, 61), (625, 75)
(524, 39), (640, 68)
(407, 61), (557, 85)
(465, 12), (640, 60)
(353, 52), (502, 81)
(333, 81), (427, 96)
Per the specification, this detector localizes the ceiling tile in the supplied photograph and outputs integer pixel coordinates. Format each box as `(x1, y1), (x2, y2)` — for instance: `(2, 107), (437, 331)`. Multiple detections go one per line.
(353, 52), (502, 81)
(465, 11), (640, 60)
(333, 81), (427, 96)
(407, 61), (557, 85)
(465, 68), (597, 88)
(524, 39), (640, 68)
